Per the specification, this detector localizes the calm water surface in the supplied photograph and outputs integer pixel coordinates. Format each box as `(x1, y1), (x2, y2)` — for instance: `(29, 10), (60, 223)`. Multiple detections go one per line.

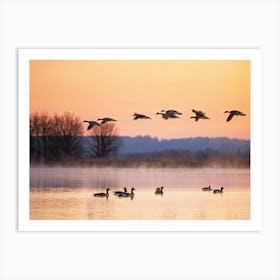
(30, 167), (250, 220)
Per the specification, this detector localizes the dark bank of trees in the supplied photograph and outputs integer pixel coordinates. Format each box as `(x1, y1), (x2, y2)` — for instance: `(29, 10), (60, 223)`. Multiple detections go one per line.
(30, 112), (122, 163)
(119, 148), (250, 168)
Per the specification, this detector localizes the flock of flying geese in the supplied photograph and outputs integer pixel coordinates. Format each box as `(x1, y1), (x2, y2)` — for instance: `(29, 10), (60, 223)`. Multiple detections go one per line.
(93, 185), (224, 198)
(83, 109), (246, 130)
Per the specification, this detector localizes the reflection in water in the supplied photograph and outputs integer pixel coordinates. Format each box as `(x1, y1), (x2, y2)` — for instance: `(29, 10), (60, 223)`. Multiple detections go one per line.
(30, 167), (250, 220)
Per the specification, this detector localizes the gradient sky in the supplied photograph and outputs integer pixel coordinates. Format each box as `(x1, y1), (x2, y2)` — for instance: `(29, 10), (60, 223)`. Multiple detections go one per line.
(30, 60), (250, 139)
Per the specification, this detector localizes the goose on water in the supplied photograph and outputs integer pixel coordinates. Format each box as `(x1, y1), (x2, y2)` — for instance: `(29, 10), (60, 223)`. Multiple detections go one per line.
(155, 186), (164, 195)
(213, 187), (224, 194)
(97, 117), (117, 124)
(190, 109), (210, 121)
(117, 187), (135, 198)
(83, 120), (101, 130)
(133, 113), (151, 120)
(202, 185), (212, 191)
(114, 187), (127, 195)
(93, 188), (110, 197)
(224, 110), (246, 122)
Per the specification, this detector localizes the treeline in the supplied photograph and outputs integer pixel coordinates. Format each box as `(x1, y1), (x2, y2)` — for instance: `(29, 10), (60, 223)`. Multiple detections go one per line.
(30, 112), (122, 162)
(118, 149), (250, 168)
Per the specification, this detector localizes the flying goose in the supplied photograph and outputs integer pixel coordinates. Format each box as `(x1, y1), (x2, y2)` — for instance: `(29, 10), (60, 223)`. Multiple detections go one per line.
(202, 185), (212, 191)
(155, 186), (164, 195)
(117, 187), (135, 198)
(156, 111), (179, 120)
(93, 188), (110, 197)
(213, 187), (224, 194)
(83, 120), (101, 130)
(156, 109), (182, 120)
(190, 109), (210, 121)
(114, 187), (128, 195)
(133, 113), (151, 120)
(224, 110), (246, 122)
(97, 117), (117, 124)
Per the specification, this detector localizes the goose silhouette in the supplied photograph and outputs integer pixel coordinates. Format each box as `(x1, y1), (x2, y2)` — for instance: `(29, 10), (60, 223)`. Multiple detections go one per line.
(224, 110), (246, 122)
(155, 186), (164, 195)
(93, 188), (110, 197)
(213, 187), (224, 194)
(133, 113), (151, 120)
(190, 109), (210, 121)
(156, 111), (179, 120)
(97, 117), (117, 124)
(157, 109), (182, 119)
(83, 120), (101, 130)
(117, 187), (135, 198)
(202, 185), (212, 191)
(114, 187), (127, 195)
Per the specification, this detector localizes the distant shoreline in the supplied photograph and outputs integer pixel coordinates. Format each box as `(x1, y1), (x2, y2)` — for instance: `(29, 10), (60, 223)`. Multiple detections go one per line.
(30, 158), (250, 168)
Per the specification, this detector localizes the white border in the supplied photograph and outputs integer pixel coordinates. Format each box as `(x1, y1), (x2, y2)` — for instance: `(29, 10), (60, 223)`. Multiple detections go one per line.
(18, 48), (262, 231)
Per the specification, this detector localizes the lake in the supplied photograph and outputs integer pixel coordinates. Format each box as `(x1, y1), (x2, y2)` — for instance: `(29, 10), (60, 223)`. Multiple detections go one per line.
(30, 167), (250, 220)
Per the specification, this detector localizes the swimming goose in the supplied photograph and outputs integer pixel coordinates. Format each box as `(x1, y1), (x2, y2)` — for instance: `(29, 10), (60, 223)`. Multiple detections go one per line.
(190, 109), (210, 121)
(114, 187), (127, 195)
(213, 187), (224, 194)
(117, 187), (135, 198)
(97, 117), (117, 124)
(83, 120), (101, 130)
(224, 110), (246, 122)
(155, 186), (164, 195)
(202, 185), (212, 191)
(93, 188), (110, 197)
(133, 113), (151, 120)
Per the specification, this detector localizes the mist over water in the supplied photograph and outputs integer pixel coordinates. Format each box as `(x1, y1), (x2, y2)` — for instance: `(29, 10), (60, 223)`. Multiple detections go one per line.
(30, 167), (250, 220)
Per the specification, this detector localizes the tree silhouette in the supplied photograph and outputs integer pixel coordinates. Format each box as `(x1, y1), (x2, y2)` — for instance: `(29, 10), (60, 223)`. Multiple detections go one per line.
(30, 111), (84, 161)
(49, 112), (84, 159)
(30, 111), (52, 160)
(30, 111), (41, 159)
(87, 123), (123, 158)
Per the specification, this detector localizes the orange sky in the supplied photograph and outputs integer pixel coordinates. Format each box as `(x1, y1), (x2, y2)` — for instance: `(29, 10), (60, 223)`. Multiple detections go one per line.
(30, 60), (250, 139)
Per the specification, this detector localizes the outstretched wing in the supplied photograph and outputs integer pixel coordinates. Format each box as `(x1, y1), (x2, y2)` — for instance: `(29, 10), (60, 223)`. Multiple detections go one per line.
(87, 122), (94, 130)
(226, 113), (234, 122)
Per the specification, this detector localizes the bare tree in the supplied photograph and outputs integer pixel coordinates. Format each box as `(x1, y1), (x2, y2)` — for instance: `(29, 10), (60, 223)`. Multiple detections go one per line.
(49, 112), (84, 159)
(87, 123), (123, 158)
(39, 112), (52, 159)
(30, 111), (52, 160)
(30, 111), (41, 159)
(30, 111), (85, 161)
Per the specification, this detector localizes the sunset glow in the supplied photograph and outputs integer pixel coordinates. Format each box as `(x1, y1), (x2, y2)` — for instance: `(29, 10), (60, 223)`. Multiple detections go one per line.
(30, 60), (250, 139)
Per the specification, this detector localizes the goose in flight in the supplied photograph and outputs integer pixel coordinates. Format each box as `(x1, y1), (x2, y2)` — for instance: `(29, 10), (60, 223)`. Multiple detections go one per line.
(202, 185), (212, 192)
(133, 113), (151, 120)
(213, 187), (224, 194)
(117, 187), (135, 198)
(114, 187), (127, 195)
(83, 120), (101, 130)
(97, 117), (117, 124)
(155, 186), (164, 195)
(156, 111), (179, 120)
(190, 109), (210, 121)
(157, 109), (182, 119)
(93, 188), (110, 197)
(224, 110), (246, 122)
